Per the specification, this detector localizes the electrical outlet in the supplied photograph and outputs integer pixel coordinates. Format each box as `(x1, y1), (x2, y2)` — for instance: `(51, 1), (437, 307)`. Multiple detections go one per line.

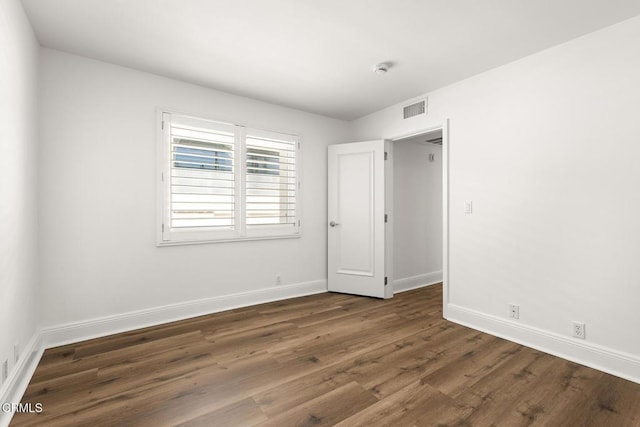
(14, 343), (20, 363)
(2, 359), (7, 384)
(509, 304), (519, 319)
(573, 322), (586, 339)
(464, 201), (473, 214)
(275, 274), (281, 286)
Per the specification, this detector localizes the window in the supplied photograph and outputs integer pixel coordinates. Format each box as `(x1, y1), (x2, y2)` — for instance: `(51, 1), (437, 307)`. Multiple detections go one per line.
(159, 112), (300, 244)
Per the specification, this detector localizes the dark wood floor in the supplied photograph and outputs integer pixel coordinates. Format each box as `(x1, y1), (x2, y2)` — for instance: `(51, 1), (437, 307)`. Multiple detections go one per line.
(11, 284), (640, 426)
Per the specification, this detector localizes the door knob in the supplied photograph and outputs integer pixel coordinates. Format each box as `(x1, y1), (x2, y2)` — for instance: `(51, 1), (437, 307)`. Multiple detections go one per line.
(329, 221), (340, 227)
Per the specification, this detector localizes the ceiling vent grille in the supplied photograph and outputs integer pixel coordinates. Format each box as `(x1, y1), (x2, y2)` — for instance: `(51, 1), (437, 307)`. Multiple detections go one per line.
(403, 99), (426, 119)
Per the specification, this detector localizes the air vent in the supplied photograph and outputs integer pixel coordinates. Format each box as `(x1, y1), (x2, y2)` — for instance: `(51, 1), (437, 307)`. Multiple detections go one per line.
(403, 99), (426, 119)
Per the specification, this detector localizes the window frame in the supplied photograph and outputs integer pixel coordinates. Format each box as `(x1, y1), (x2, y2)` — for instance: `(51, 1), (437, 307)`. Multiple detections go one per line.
(157, 109), (302, 246)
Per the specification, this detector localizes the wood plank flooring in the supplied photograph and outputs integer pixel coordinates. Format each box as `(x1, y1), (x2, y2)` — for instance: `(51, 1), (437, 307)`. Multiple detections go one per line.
(11, 285), (640, 426)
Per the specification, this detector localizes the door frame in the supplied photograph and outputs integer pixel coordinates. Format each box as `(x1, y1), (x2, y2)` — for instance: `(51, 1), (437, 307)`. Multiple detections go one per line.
(389, 119), (450, 318)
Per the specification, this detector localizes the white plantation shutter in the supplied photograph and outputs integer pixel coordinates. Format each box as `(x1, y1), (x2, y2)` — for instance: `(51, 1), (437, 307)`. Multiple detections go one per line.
(159, 112), (300, 244)
(162, 113), (239, 242)
(245, 128), (298, 233)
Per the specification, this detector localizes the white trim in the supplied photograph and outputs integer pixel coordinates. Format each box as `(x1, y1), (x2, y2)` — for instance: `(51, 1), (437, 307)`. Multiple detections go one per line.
(41, 280), (327, 349)
(384, 139), (394, 299)
(393, 271), (443, 294)
(442, 119), (450, 318)
(0, 333), (44, 427)
(155, 233), (301, 247)
(389, 119), (450, 313)
(155, 106), (301, 141)
(447, 303), (640, 384)
(156, 110), (168, 246)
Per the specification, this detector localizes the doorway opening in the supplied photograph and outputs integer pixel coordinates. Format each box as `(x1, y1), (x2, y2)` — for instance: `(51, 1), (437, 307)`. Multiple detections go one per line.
(391, 126), (446, 306)
(326, 122), (449, 309)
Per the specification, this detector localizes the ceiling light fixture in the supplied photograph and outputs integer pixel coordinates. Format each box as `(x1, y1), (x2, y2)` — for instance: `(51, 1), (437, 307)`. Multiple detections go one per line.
(372, 62), (391, 74)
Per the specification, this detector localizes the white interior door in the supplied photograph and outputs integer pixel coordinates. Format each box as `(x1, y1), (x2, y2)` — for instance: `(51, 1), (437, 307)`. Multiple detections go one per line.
(328, 140), (389, 298)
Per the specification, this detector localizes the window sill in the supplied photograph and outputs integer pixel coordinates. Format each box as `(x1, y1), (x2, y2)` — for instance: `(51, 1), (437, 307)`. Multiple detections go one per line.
(156, 233), (302, 247)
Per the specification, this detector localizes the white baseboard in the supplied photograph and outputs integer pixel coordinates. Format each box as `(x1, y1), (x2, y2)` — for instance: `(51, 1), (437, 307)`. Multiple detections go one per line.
(446, 303), (640, 384)
(0, 333), (45, 427)
(41, 279), (327, 349)
(393, 271), (442, 294)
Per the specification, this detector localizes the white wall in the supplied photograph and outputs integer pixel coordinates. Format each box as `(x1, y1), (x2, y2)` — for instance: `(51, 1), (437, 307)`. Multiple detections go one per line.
(0, 0), (40, 389)
(351, 16), (640, 380)
(39, 49), (349, 333)
(393, 142), (442, 291)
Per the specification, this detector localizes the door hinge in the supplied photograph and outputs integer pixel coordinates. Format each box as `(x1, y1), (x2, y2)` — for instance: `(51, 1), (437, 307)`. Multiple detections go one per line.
(384, 151), (388, 160)
(298, 219), (301, 227)
(384, 276), (388, 285)
(384, 214), (388, 223)
(162, 121), (165, 130)
(162, 223), (165, 232)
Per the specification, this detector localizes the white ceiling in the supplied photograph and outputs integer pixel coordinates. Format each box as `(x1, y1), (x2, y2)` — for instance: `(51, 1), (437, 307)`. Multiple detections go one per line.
(21, 0), (640, 120)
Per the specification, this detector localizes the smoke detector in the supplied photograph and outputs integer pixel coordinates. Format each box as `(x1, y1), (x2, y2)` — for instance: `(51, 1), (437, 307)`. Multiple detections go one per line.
(372, 62), (391, 74)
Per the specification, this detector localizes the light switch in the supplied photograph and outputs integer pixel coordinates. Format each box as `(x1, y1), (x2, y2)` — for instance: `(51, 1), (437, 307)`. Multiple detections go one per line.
(464, 201), (473, 214)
